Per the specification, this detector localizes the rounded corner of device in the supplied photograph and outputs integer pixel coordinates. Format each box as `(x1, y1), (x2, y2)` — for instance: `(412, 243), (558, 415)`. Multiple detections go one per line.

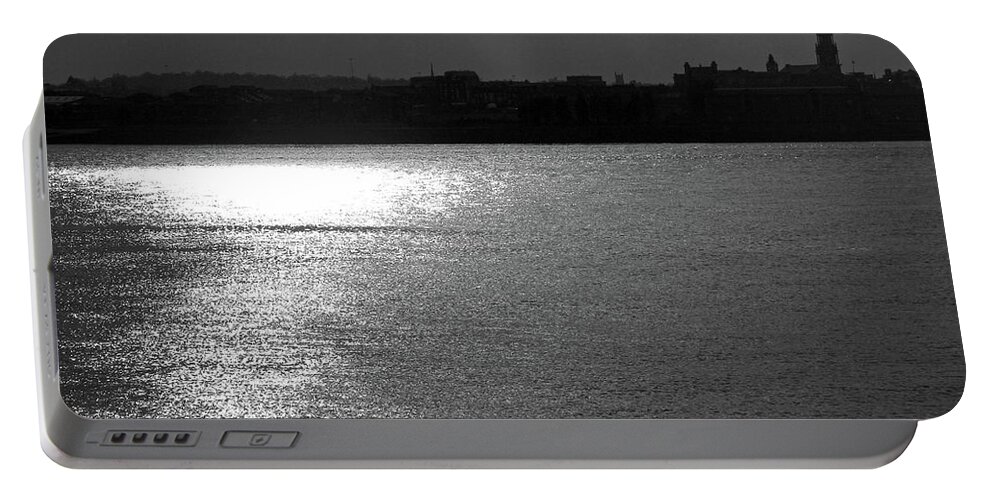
(858, 420), (918, 469)
(856, 421), (917, 469)
(39, 428), (86, 469)
(37, 404), (103, 470)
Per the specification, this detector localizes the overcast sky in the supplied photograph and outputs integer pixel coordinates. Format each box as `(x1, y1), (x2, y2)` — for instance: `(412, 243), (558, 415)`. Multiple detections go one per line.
(44, 34), (913, 85)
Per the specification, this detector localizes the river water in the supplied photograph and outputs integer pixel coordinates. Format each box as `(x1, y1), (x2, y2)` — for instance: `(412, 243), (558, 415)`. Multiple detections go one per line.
(48, 142), (963, 419)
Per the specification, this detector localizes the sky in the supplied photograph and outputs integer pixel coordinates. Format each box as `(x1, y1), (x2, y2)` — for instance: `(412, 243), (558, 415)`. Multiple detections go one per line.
(44, 34), (913, 85)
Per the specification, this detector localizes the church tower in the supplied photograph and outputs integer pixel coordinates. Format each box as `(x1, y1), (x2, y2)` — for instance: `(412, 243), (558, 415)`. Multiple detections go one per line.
(815, 34), (842, 73)
(766, 54), (779, 73)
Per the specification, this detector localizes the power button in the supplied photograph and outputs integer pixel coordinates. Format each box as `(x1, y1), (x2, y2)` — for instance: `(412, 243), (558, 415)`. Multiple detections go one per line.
(220, 431), (298, 448)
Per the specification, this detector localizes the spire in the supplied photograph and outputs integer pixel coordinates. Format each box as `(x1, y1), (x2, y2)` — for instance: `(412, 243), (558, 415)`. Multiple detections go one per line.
(430, 63), (434, 78)
(766, 54), (779, 73)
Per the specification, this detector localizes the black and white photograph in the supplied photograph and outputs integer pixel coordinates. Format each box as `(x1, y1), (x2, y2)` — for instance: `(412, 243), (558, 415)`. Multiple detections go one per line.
(43, 33), (963, 421)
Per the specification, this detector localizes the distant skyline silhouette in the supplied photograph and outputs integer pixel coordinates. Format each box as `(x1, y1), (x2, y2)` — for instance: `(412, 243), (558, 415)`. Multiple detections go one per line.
(45, 34), (913, 86)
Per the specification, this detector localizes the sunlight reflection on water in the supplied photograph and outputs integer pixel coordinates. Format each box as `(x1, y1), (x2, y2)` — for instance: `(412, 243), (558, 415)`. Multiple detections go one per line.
(49, 143), (963, 419)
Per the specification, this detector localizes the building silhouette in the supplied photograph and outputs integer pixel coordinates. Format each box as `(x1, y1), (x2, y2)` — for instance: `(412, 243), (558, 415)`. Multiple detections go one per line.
(44, 34), (927, 143)
(674, 34), (860, 90)
(565, 75), (606, 87)
(815, 34), (842, 74)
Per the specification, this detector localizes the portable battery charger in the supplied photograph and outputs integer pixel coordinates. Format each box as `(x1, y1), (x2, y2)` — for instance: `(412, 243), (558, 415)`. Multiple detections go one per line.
(25, 33), (964, 468)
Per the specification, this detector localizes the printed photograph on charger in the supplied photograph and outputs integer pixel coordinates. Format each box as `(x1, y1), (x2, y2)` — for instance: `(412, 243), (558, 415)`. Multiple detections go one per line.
(43, 34), (964, 419)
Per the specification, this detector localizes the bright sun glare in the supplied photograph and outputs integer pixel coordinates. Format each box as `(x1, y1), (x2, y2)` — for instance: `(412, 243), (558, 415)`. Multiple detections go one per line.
(106, 164), (455, 226)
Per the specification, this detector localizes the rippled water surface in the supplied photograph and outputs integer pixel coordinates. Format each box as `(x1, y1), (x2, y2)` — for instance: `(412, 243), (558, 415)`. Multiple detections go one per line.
(49, 143), (964, 419)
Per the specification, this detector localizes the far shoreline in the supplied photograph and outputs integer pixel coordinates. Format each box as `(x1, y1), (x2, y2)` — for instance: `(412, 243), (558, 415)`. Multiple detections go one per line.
(45, 124), (930, 146)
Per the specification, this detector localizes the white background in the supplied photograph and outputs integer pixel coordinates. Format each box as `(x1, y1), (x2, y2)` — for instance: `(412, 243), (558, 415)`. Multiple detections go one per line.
(1, 1), (989, 497)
